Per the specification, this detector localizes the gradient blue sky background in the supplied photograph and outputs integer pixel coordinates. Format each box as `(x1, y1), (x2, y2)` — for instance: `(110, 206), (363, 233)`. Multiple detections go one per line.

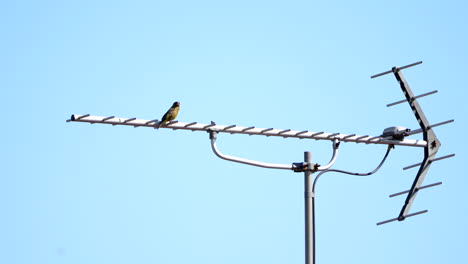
(2, 1), (467, 263)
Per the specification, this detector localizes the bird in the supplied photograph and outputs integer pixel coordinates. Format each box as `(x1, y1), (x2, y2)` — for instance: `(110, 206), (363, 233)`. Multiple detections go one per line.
(157, 101), (180, 128)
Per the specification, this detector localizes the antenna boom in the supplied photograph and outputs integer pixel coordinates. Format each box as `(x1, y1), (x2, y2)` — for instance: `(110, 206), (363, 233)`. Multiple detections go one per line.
(67, 114), (426, 148)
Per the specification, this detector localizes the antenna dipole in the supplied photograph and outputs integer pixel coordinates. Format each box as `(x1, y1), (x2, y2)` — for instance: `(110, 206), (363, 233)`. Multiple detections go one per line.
(371, 61), (455, 225)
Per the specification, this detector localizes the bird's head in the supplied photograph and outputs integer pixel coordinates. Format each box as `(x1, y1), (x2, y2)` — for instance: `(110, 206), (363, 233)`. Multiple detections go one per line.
(173, 101), (180, 107)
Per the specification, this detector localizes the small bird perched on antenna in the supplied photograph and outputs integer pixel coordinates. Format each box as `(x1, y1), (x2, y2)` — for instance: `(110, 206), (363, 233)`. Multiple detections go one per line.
(157, 101), (180, 128)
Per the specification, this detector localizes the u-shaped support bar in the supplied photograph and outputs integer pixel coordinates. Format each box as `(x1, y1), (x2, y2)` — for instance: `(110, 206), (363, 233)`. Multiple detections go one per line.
(316, 139), (340, 171)
(209, 131), (340, 172)
(209, 131), (293, 170)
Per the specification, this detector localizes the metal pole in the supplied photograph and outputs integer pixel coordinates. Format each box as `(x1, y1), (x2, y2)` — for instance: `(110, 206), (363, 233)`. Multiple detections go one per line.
(304, 151), (314, 264)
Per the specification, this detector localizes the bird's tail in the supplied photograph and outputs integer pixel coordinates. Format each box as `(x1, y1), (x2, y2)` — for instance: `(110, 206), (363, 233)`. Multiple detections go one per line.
(155, 121), (164, 129)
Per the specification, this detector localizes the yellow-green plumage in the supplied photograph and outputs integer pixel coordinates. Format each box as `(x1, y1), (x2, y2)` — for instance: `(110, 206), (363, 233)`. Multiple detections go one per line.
(157, 101), (180, 128)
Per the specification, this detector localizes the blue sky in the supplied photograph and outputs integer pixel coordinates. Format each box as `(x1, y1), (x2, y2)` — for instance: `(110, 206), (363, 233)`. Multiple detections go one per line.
(1, 1), (467, 263)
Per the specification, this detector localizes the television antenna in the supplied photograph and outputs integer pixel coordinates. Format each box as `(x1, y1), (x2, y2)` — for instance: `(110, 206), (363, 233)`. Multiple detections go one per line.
(68, 61), (454, 264)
